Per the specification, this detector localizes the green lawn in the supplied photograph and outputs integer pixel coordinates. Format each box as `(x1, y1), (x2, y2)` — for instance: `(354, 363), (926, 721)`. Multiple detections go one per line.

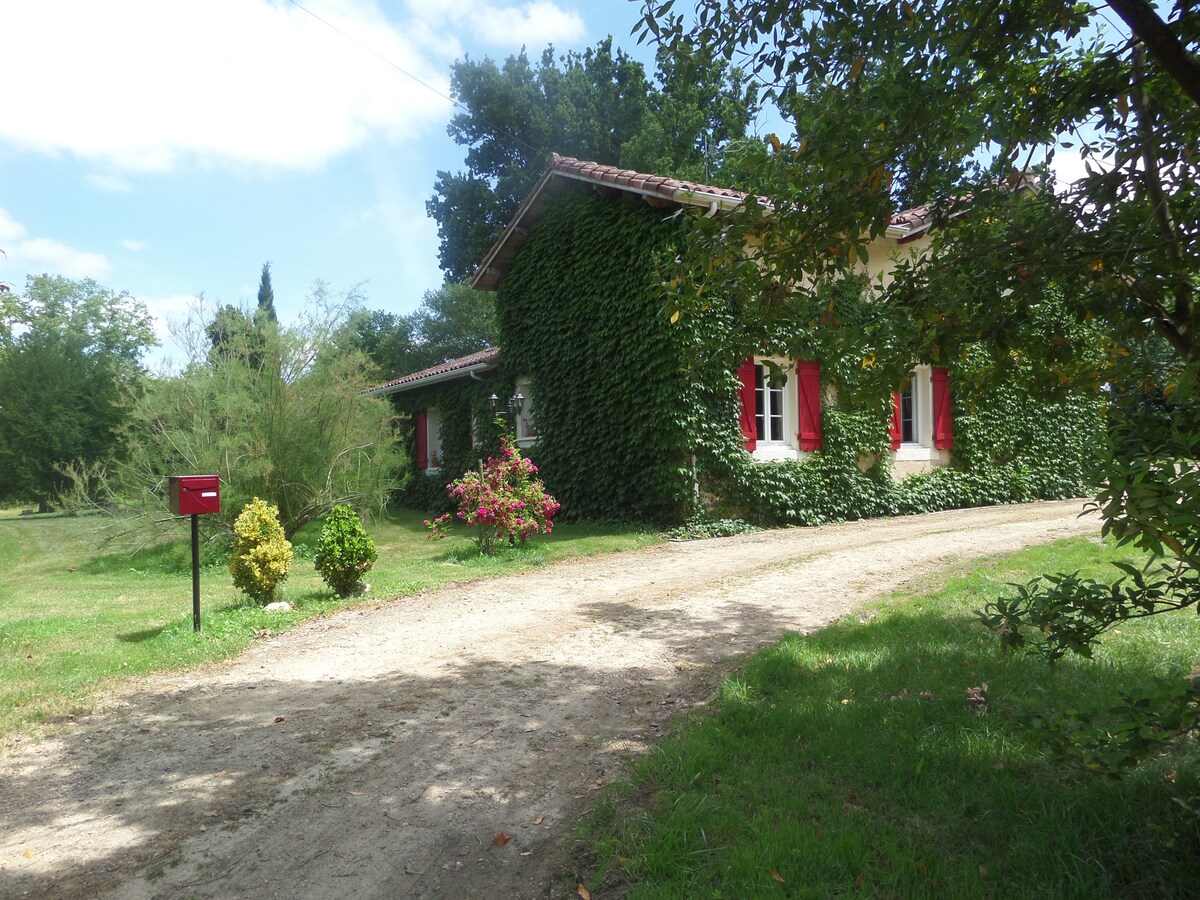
(581, 537), (1200, 899)
(0, 508), (658, 737)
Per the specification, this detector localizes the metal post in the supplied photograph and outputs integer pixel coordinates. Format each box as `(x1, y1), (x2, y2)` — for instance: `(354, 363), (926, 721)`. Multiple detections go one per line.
(191, 513), (201, 632)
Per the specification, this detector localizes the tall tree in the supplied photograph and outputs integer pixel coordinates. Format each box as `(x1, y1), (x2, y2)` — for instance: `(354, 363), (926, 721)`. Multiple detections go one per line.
(0, 275), (155, 509)
(344, 283), (500, 380)
(256, 261), (277, 324)
(641, 0), (1200, 766)
(427, 37), (759, 280)
(124, 288), (400, 537)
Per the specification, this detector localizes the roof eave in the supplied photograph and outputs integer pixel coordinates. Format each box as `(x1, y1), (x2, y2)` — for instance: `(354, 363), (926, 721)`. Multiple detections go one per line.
(366, 361), (496, 396)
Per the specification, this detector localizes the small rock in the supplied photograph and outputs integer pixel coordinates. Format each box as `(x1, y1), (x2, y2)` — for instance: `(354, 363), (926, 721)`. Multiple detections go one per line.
(264, 601), (292, 612)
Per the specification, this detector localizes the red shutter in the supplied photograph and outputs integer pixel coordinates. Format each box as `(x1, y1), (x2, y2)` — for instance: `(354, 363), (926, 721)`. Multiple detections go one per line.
(415, 410), (428, 470)
(736, 357), (757, 451)
(932, 367), (954, 450)
(796, 359), (822, 451)
(889, 391), (902, 451)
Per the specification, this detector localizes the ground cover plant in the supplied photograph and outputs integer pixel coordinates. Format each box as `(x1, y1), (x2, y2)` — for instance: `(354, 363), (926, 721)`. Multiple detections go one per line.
(581, 537), (1200, 898)
(0, 507), (658, 738)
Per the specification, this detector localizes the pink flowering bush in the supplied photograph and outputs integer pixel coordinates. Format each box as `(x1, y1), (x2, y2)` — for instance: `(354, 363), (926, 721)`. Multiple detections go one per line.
(424, 437), (560, 555)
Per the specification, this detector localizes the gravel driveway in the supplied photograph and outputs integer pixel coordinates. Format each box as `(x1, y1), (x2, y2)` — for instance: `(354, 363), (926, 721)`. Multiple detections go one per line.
(0, 500), (1096, 899)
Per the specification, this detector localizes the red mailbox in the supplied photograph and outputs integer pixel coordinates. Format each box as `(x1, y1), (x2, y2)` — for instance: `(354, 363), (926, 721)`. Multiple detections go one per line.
(168, 475), (221, 516)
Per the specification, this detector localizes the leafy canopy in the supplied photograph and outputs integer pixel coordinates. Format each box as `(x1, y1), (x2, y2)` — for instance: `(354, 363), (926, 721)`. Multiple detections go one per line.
(122, 284), (402, 537)
(0, 275), (155, 507)
(640, 0), (1200, 765)
(427, 36), (760, 280)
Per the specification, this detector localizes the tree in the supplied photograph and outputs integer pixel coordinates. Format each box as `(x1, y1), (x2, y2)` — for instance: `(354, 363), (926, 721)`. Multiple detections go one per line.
(256, 262), (277, 324)
(343, 282), (500, 379)
(205, 303), (256, 362)
(0, 275), (155, 509)
(123, 287), (402, 537)
(641, 1), (1199, 764)
(427, 37), (759, 280)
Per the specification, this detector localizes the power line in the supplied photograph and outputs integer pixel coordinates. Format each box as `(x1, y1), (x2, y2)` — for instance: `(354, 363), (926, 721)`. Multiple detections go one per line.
(285, 0), (544, 160)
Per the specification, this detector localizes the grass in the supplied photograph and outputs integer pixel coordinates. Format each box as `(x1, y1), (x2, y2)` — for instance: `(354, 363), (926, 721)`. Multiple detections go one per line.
(580, 537), (1200, 899)
(0, 507), (658, 737)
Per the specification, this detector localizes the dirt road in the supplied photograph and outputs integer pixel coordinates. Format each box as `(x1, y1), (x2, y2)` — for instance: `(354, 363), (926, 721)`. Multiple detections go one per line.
(0, 501), (1096, 899)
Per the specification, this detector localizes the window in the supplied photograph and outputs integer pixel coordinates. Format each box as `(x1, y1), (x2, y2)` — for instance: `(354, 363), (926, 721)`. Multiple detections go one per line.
(737, 357), (823, 460)
(417, 407), (444, 473)
(891, 365), (953, 460)
(755, 364), (785, 443)
(515, 377), (537, 448)
(899, 382), (917, 444)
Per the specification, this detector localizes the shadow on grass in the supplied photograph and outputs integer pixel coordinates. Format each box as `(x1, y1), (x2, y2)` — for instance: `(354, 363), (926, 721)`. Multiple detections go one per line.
(116, 626), (166, 644)
(583, 603), (1200, 899)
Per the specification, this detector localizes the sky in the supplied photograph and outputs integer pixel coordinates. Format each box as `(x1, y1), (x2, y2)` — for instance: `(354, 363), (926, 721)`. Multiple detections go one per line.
(1, 1), (1117, 371)
(0, 0), (681, 365)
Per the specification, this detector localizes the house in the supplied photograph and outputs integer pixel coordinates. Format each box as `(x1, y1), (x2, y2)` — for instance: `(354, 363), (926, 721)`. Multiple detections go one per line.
(374, 154), (1097, 523)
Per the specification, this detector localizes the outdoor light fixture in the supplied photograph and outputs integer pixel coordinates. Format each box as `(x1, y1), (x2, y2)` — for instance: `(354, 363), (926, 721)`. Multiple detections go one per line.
(489, 391), (525, 427)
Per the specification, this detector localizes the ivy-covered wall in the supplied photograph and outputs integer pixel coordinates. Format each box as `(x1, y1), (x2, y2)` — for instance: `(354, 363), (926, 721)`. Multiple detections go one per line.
(497, 190), (697, 523)
(389, 380), (504, 513)
(398, 187), (1101, 527)
(689, 280), (1104, 525)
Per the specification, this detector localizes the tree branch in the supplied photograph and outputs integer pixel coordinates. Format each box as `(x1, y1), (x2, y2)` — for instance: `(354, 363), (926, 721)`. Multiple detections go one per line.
(1106, 0), (1200, 107)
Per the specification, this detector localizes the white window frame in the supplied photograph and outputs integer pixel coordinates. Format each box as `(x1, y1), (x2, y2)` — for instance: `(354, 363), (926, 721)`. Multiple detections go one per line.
(894, 365), (937, 461)
(750, 357), (803, 463)
(424, 407), (445, 473)
(515, 376), (537, 449)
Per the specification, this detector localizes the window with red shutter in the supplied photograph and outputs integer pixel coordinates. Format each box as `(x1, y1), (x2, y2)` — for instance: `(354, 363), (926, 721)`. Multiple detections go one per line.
(415, 410), (428, 470)
(796, 359), (822, 451)
(736, 358), (757, 451)
(932, 367), (954, 449)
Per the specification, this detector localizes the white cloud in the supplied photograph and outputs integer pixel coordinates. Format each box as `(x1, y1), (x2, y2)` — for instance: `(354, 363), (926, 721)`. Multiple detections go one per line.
(0, 209), (112, 280)
(1, 0), (456, 173)
(140, 293), (199, 345)
(87, 173), (133, 193)
(405, 0), (586, 52)
(121, 239), (149, 252)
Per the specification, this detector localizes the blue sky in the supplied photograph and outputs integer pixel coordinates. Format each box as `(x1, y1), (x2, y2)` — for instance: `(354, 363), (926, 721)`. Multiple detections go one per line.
(2, 0), (1108, 370)
(0, 0), (708, 365)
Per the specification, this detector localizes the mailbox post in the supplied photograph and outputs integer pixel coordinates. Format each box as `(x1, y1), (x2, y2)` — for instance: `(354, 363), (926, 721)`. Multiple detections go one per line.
(167, 475), (221, 631)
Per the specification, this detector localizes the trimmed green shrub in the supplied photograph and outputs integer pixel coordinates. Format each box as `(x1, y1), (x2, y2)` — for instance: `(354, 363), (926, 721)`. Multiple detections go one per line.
(314, 504), (378, 597)
(229, 497), (293, 603)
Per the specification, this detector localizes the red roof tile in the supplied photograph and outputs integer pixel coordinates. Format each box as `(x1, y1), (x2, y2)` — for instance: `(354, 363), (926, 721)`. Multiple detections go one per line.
(367, 346), (501, 395)
(470, 154), (936, 291)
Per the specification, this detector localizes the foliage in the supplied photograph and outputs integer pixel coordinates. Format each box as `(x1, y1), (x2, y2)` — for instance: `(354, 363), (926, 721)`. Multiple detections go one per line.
(426, 436), (560, 555)
(229, 497), (293, 603)
(663, 515), (759, 540)
(640, 0), (1200, 753)
(427, 36), (759, 280)
(205, 302), (258, 364)
(256, 261), (277, 324)
(497, 191), (703, 523)
(313, 504), (377, 597)
(0, 275), (155, 508)
(343, 282), (499, 381)
(121, 288), (403, 538)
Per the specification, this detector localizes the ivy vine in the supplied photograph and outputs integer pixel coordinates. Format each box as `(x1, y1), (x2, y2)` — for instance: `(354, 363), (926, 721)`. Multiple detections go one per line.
(399, 189), (1102, 526)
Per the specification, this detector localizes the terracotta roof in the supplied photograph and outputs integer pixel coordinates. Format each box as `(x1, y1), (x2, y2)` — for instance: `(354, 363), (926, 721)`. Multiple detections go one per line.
(367, 346), (501, 396)
(470, 153), (936, 291)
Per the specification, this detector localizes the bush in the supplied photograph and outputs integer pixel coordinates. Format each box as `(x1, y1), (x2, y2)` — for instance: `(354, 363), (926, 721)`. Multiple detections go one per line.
(229, 497), (293, 603)
(313, 504), (378, 597)
(427, 437), (560, 554)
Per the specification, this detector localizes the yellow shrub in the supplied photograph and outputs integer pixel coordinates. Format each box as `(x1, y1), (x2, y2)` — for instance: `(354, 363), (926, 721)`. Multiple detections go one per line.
(229, 497), (293, 603)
